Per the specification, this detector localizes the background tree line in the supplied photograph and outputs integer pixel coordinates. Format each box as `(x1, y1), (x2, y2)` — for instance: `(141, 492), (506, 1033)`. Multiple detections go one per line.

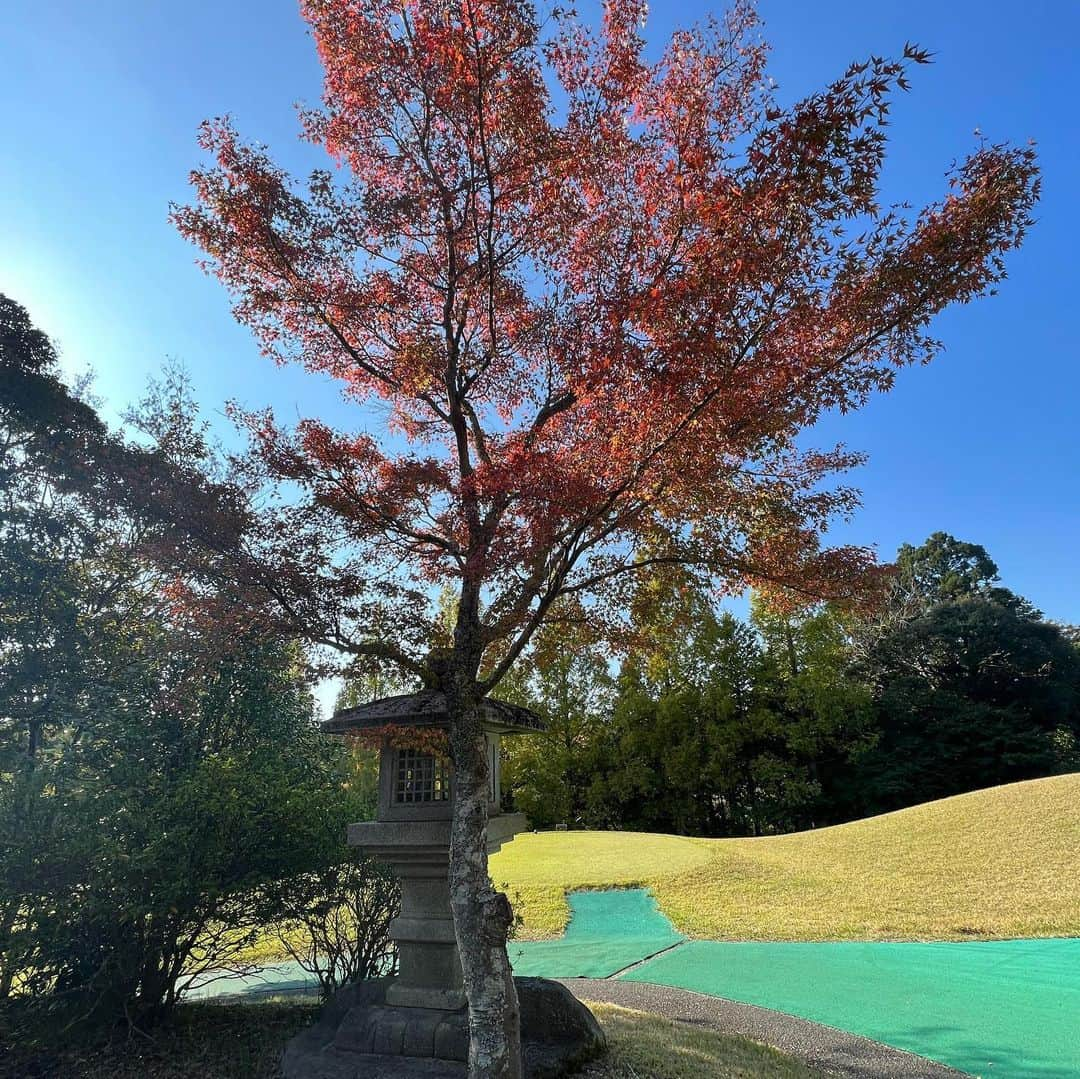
(502, 535), (1080, 836)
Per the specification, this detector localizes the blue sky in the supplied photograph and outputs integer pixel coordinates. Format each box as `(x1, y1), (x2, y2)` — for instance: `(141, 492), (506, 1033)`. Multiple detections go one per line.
(2, 1), (1078, 626)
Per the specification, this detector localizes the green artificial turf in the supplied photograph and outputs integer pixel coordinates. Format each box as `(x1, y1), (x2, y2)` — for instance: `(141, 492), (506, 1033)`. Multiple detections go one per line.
(509, 887), (683, 977)
(624, 936), (1080, 1078)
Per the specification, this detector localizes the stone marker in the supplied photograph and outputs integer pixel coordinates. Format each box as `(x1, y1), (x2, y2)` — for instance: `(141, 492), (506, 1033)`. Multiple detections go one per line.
(283, 691), (606, 1078)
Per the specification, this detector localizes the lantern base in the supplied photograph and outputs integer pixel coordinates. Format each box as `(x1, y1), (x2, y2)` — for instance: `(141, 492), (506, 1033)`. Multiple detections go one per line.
(282, 976), (606, 1079)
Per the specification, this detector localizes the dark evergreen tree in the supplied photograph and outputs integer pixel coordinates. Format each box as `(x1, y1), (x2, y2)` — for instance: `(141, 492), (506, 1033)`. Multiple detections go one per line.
(857, 589), (1080, 811)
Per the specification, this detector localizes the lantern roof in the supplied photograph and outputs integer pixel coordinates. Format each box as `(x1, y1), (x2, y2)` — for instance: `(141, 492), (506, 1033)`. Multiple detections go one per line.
(322, 690), (545, 736)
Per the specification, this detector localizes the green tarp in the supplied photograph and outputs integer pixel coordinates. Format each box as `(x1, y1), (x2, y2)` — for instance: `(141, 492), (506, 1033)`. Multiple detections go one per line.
(625, 936), (1080, 1078)
(509, 888), (683, 978)
(186, 959), (318, 999)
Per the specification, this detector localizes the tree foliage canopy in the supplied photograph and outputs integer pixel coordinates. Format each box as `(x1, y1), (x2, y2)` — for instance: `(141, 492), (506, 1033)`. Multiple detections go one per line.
(172, 0), (1039, 690)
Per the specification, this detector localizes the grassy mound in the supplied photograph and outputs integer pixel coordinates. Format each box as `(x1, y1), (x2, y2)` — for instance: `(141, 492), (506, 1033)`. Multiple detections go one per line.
(491, 773), (1080, 941)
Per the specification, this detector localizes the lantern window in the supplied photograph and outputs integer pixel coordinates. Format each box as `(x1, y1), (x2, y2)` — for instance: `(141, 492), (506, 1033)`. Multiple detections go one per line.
(395, 748), (450, 803)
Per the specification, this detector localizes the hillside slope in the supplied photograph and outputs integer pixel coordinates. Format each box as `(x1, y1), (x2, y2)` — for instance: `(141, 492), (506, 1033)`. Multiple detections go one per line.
(490, 773), (1080, 941)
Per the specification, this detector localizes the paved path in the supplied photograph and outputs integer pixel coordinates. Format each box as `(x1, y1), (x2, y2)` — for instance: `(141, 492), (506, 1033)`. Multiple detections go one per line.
(561, 978), (969, 1079)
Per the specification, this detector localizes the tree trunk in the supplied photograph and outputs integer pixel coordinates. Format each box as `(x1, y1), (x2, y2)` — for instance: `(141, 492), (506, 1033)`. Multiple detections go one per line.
(447, 684), (522, 1079)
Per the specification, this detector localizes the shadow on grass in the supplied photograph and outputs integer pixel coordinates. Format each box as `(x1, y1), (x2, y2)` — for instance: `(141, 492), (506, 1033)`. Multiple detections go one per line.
(0, 1000), (321, 1079)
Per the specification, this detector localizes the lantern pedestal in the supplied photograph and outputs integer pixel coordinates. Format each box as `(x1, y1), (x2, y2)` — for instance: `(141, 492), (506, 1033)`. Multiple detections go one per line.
(351, 813), (527, 1013)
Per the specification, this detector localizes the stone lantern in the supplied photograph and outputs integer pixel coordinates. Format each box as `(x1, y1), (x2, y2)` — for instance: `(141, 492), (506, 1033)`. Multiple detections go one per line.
(320, 690), (543, 1013)
(284, 690), (603, 1078)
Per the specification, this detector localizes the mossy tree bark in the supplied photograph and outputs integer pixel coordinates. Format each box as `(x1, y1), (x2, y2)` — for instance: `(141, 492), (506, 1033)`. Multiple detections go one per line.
(436, 572), (522, 1079)
(445, 659), (522, 1079)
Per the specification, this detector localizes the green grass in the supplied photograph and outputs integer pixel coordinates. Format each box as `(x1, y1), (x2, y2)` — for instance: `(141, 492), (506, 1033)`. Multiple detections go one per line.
(491, 773), (1080, 941)
(580, 1003), (824, 1078)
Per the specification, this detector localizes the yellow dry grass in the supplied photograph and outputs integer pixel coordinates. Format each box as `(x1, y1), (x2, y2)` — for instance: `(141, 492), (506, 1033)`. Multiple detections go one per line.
(490, 773), (1080, 941)
(581, 1003), (824, 1078)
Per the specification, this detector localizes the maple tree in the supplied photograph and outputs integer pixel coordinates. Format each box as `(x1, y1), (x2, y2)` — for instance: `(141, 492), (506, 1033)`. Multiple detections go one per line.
(173, 1), (1037, 1074)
